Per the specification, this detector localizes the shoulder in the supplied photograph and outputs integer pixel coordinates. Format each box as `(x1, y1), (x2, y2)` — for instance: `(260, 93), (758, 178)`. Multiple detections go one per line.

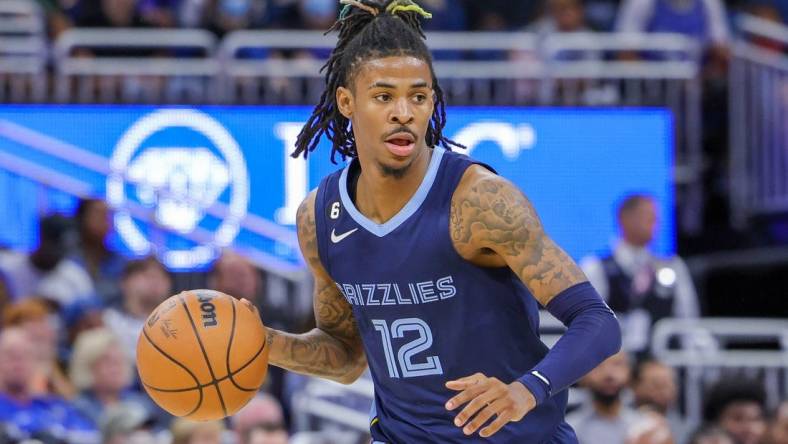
(296, 190), (331, 276)
(451, 164), (541, 239)
(296, 189), (319, 227)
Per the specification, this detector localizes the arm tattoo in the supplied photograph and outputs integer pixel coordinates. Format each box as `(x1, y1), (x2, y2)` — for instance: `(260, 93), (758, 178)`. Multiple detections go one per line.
(268, 193), (366, 383)
(451, 173), (586, 305)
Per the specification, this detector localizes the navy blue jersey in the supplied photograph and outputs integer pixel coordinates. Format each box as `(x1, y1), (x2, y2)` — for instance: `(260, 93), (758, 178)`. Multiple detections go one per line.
(314, 147), (572, 443)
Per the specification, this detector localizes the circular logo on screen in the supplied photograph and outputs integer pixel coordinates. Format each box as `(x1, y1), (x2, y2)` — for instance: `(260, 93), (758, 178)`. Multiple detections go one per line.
(106, 109), (249, 269)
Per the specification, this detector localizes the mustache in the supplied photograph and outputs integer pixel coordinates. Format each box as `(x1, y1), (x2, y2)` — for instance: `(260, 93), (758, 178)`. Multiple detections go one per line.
(382, 126), (417, 141)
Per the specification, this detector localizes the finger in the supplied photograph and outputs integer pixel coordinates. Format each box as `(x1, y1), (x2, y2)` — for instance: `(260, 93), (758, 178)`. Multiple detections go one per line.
(454, 386), (505, 427)
(445, 383), (486, 411)
(462, 398), (509, 436)
(445, 373), (484, 390)
(479, 408), (514, 438)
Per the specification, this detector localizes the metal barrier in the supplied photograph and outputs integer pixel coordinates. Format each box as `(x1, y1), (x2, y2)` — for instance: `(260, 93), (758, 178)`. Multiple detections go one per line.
(730, 15), (788, 227)
(0, 0), (47, 102)
(53, 28), (221, 103)
(652, 317), (788, 426)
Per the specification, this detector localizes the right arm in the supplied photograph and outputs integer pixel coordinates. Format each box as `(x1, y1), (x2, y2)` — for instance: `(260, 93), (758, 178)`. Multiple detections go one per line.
(265, 191), (367, 384)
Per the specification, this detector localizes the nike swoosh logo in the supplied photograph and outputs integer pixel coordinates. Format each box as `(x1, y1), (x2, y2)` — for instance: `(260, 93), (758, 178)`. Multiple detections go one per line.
(331, 228), (358, 243)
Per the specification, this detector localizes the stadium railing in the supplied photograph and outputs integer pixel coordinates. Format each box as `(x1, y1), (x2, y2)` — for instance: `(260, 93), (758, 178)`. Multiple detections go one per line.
(53, 28), (221, 103)
(729, 14), (788, 228)
(0, 0), (47, 102)
(652, 317), (788, 426)
(45, 28), (703, 232)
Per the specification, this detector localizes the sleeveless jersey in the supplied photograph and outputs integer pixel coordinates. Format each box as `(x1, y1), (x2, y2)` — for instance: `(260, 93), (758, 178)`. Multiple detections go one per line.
(314, 147), (571, 443)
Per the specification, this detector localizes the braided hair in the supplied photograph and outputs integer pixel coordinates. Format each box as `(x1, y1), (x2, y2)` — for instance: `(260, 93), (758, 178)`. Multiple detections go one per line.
(292, 0), (463, 163)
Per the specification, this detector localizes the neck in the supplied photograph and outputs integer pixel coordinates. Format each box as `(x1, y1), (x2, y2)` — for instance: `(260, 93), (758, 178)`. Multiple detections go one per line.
(593, 399), (622, 418)
(355, 147), (432, 224)
(621, 238), (648, 249)
(82, 239), (106, 257)
(124, 300), (149, 319)
(1, 384), (32, 403)
(94, 388), (121, 405)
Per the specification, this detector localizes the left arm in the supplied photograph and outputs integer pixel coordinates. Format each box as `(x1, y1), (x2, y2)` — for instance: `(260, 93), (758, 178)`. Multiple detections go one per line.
(446, 166), (622, 437)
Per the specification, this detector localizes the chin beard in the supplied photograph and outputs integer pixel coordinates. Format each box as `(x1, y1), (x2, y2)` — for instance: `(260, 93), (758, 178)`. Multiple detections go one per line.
(591, 389), (622, 407)
(377, 160), (412, 179)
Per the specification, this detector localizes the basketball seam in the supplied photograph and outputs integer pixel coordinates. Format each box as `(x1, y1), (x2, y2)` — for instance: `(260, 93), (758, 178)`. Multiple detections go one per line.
(225, 297), (267, 392)
(142, 315), (266, 394)
(141, 327), (204, 417)
(179, 293), (229, 418)
(142, 337), (266, 393)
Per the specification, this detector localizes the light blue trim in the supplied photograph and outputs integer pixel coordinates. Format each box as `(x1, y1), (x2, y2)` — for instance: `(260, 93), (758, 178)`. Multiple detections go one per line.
(339, 147), (445, 237)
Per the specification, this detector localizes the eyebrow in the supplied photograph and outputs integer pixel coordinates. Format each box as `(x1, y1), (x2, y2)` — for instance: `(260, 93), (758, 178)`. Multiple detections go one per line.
(368, 81), (430, 90)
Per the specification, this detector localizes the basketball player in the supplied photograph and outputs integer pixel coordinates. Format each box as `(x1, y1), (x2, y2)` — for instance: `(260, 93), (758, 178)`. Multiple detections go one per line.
(263, 1), (622, 442)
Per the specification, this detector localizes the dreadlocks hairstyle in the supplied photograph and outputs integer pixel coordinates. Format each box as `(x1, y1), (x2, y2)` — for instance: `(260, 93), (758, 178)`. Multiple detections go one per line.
(292, 0), (464, 163)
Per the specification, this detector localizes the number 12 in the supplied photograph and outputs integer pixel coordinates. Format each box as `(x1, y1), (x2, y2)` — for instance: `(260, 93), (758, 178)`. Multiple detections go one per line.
(372, 318), (443, 378)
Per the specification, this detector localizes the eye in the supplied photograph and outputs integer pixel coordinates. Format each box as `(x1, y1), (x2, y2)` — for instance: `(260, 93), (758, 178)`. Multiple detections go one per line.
(375, 94), (392, 103)
(413, 94), (428, 103)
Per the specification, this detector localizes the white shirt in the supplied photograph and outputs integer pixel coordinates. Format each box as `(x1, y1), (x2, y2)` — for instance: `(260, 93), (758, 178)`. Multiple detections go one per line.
(616, 0), (730, 45)
(567, 403), (644, 444)
(103, 308), (146, 362)
(0, 251), (95, 306)
(580, 241), (699, 352)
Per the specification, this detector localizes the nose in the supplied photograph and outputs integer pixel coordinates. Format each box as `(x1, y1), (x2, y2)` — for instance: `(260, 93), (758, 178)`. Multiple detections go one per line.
(389, 97), (414, 125)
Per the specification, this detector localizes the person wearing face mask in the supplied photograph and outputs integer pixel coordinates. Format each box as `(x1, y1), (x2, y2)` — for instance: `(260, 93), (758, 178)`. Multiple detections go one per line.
(567, 351), (649, 444)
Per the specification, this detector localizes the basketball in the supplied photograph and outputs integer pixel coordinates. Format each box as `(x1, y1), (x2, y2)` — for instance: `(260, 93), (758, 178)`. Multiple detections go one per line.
(136, 289), (269, 420)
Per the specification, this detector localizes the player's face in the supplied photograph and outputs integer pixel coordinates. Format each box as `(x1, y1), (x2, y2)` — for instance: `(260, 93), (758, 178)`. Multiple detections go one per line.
(337, 55), (435, 178)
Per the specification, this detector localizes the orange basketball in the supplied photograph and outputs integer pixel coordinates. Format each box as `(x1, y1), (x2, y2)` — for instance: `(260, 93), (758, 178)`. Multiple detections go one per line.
(136, 289), (269, 420)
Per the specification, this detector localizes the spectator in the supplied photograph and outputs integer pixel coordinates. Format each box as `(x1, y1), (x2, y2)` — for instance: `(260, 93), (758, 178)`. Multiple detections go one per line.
(100, 402), (158, 444)
(765, 400), (788, 444)
(567, 350), (646, 444)
(703, 378), (767, 444)
(687, 425), (735, 444)
(71, 0), (145, 27)
(581, 194), (699, 357)
(208, 251), (261, 304)
(170, 418), (225, 444)
(62, 296), (106, 353)
(532, 0), (593, 34)
(298, 0), (337, 30)
(615, 0), (730, 50)
(418, 0), (468, 31)
(69, 328), (165, 430)
(3, 298), (75, 398)
(232, 394), (289, 444)
(615, 0), (730, 77)
(0, 327), (98, 444)
(626, 410), (675, 444)
(103, 256), (172, 361)
(632, 359), (688, 442)
(0, 214), (94, 307)
(464, 0), (540, 30)
(71, 198), (127, 307)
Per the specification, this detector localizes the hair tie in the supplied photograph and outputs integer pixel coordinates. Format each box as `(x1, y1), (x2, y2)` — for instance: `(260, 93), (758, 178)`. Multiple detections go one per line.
(339, 0), (380, 18)
(386, 0), (432, 19)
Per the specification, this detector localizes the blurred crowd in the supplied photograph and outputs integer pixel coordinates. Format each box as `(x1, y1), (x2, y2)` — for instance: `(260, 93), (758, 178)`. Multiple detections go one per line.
(0, 194), (784, 444)
(29, 0), (788, 39)
(0, 199), (296, 444)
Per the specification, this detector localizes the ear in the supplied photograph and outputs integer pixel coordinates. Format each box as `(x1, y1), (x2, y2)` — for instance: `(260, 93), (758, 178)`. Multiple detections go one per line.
(336, 86), (354, 119)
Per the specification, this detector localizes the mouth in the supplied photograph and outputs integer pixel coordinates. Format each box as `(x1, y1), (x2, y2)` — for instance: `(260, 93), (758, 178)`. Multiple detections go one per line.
(384, 132), (416, 157)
